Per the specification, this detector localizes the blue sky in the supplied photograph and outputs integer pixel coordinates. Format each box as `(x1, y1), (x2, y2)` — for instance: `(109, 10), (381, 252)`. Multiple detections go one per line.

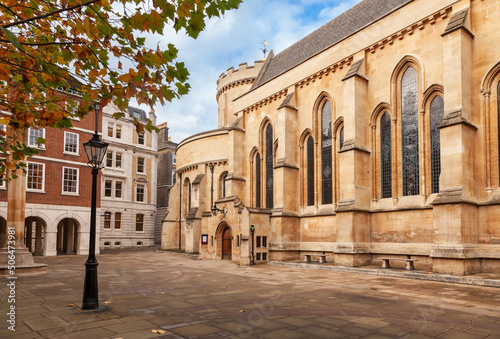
(135, 0), (362, 143)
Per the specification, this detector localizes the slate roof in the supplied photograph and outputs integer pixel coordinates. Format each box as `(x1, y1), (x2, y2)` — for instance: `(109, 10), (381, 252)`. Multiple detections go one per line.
(128, 106), (147, 122)
(253, 0), (413, 88)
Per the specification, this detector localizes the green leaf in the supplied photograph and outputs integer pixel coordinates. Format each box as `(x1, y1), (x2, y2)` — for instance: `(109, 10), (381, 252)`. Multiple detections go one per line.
(0, 27), (25, 51)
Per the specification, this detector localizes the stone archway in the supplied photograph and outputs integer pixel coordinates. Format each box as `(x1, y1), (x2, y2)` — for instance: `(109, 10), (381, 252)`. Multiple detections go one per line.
(57, 218), (79, 255)
(216, 222), (232, 260)
(24, 217), (46, 256)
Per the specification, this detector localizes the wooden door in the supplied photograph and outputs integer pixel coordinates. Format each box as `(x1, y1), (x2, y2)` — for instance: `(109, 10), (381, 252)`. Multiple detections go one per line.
(222, 228), (232, 260)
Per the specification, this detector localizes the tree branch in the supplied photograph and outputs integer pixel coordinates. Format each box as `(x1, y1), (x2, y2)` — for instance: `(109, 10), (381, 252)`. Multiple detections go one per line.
(2, 0), (101, 29)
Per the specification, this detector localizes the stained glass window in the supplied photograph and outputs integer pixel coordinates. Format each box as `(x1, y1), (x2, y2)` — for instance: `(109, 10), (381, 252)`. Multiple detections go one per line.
(380, 112), (392, 198)
(430, 95), (444, 193)
(266, 124), (273, 209)
(307, 136), (314, 206)
(401, 67), (419, 196)
(256, 153), (261, 208)
(321, 101), (333, 204)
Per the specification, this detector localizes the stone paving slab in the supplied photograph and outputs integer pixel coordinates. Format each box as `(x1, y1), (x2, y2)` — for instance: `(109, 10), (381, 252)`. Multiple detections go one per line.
(0, 247), (499, 338)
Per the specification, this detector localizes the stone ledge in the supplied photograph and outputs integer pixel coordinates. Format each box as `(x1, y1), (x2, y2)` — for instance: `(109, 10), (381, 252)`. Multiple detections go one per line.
(268, 261), (500, 288)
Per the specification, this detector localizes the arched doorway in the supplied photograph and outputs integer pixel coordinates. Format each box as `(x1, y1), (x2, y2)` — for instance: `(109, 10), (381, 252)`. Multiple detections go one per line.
(25, 217), (46, 256)
(57, 218), (79, 255)
(222, 227), (232, 260)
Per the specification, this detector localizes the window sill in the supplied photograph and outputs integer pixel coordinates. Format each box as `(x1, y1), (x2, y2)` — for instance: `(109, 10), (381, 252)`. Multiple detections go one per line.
(27, 189), (45, 193)
(63, 151), (79, 156)
(62, 192), (79, 196)
(29, 146), (45, 151)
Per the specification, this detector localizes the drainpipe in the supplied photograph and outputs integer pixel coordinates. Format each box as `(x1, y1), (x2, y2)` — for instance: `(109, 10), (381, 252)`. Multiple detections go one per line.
(178, 171), (182, 250)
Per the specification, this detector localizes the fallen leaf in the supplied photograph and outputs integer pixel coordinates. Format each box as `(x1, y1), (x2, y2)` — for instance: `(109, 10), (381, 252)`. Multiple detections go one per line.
(152, 329), (167, 334)
(239, 310), (245, 313)
(104, 301), (112, 304)
(157, 292), (165, 294)
(225, 285), (230, 288)
(67, 304), (76, 307)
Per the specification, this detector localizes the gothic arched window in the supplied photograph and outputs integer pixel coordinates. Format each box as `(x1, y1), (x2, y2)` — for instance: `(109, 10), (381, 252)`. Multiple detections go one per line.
(339, 126), (344, 150)
(307, 136), (314, 206)
(380, 112), (392, 198)
(401, 67), (419, 196)
(321, 101), (333, 204)
(265, 124), (273, 209)
(255, 153), (261, 208)
(430, 95), (444, 194)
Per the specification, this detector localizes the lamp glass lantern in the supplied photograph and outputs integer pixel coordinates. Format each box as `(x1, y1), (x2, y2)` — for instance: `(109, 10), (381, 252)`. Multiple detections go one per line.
(84, 136), (108, 167)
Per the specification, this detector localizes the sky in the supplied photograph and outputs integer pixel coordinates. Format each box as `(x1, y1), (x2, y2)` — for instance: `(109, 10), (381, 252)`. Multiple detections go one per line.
(133, 0), (363, 143)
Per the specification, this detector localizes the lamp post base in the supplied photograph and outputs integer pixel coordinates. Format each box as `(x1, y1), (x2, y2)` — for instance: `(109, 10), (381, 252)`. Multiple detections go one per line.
(82, 260), (99, 310)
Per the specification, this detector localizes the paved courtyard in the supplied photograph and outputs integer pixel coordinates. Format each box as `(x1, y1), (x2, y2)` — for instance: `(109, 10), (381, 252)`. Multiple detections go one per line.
(1, 248), (500, 339)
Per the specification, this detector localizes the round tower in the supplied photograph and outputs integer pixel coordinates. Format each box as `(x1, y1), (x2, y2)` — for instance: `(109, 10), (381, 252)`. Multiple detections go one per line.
(216, 61), (264, 128)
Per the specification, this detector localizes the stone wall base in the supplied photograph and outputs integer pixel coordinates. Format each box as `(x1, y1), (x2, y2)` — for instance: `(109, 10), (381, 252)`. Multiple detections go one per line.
(432, 258), (481, 276)
(269, 250), (300, 262)
(334, 253), (372, 267)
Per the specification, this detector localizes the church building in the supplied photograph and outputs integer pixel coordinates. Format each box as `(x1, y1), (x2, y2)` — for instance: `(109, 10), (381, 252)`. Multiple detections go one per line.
(162, 0), (500, 276)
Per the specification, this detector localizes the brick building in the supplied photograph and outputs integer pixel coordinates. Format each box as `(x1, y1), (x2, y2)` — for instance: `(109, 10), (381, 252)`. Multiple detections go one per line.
(163, 0), (500, 275)
(0, 92), (102, 256)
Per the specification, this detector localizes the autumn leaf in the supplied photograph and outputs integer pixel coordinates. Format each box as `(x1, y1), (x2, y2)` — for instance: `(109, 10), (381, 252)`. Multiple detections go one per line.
(0, 0), (242, 179)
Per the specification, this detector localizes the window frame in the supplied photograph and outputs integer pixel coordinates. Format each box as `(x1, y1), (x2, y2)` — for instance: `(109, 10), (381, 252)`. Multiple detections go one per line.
(306, 136), (315, 206)
(62, 166), (79, 195)
(400, 66), (420, 197)
(137, 157), (145, 174)
(430, 95), (444, 194)
(106, 151), (113, 168)
(136, 213), (144, 232)
(138, 132), (145, 145)
(115, 212), (122, 230)
(265, 124), (273, 209)
(104, 180), (112, 198)
(26, 162), (45, 192)
(321, 100), (333, 205)
(115, 181), (123, 199)
(104, 211), (111, 229)
(115, 152), (122, 168)
(63, 131), (79, 155)
(28, 127), (46, 149)
(136, 183), (145, 202)
(380, 112), (392, 199)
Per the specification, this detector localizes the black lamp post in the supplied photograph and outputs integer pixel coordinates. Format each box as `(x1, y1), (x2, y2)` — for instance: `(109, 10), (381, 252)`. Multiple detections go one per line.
(250, 225), (255, 265)
(82, 103), (108, 310)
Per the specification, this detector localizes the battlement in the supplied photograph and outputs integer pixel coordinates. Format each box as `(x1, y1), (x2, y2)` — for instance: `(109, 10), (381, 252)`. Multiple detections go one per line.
(216, 60), (264, 90)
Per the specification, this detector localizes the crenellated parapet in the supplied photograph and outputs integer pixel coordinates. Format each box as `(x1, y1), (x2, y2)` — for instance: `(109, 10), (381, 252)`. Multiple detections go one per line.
(216, 61), (264, 102)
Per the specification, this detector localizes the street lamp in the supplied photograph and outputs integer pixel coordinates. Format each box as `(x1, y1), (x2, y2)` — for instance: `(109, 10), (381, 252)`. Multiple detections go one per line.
(211, 204), (226, 216)
(82, 103), (108, 310)
(250, 225), (255, 265)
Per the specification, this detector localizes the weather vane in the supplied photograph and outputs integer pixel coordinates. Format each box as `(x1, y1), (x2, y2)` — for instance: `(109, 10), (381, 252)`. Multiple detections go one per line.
(260, 40), (269, 59)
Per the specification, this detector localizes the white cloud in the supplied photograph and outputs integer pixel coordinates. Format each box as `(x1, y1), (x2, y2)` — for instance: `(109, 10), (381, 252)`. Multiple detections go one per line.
(140, 1), (363, 143)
